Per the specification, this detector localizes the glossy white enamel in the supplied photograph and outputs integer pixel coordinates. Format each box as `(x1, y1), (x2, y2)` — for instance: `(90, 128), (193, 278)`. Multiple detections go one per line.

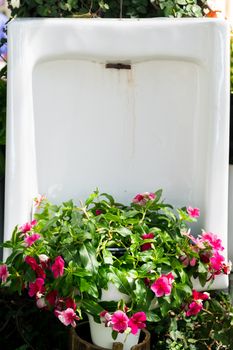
(5, 19), (230, 288)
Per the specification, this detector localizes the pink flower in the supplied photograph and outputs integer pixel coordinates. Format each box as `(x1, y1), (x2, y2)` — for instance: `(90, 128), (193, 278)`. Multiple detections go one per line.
(100, 310), (112, 327)
(187, 206), (200, 218)
(141, 233), (154, 251)
(57, 308), (79, 327)
(65, 298), (76, 311)
(20, 220), (37, 234)
(0, 264), (9, 283)
(46, 290), (58, 306)
(128, 312), (146, 335)
(132, 192), (156, 206)
(200, 252), (211, 264)
(25, 256), (39, 270)
(111, 311), (129, 333)
(35, 265), (46, 279)
(95, 209), (102, 216)
(192, 290), (209, 301)
(151, 272), (175, 297)
(189, 257), (197, 267)
(201, 232), (224, 251)
(51, 256), (65, 278)
(34, 194), (46, 207)
(28, 278), (45, 297)
(179, 255), (190, 267)
(24, 233), (41, 247)
(222, 261), (232, 275)
(179, 255), (197, 267)
(209, 251), (225, 271)
(186, 301), (203, 317)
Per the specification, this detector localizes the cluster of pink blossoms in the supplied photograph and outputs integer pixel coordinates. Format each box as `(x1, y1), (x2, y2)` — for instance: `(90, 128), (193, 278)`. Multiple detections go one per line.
(185, 290), (209, 317)
(100, 310), (146, 335)
(19, 219), (41, 247)
(25, 253), (79, 327)
(132, 192), (156, 206)
(184, 230), (231, 278)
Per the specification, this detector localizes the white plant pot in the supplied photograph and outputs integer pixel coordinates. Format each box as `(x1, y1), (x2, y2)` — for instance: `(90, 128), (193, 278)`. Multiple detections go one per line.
(88, 314), (140, 350)
(101, 282), (130, 303)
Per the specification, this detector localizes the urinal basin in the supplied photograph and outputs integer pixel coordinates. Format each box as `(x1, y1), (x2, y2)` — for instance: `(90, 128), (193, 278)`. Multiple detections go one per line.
(5, 18), (230, 288)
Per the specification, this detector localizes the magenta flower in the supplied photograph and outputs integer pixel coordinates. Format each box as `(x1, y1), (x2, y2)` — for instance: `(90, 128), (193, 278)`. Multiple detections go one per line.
(0, 264), (9, 283)
(51, 256), (65, 278)
(128, 312), (146, 335)
(187, 206), (200, 218)
(57, 308), (79, 327)
(132, 192), (156, 206)
(65, 298), (77, 310)
(222, 261), (232, 275)
(192, 290), (209, 301)
(25, 256), (39, 270)
(201, 232), (224, 251)
(111, 311), (129, 333)
(35, 265), (46, 279)
(100, 310), (112, 327)
(209, 251), (225, 271)
(20, 220), (37, 234)
(46, 290), (58, 307)
(95, 209), (102, 216)
(25, 255), (46, 278)
(28, 278), (45, 297)
(186, 301), (203, 317)
(141, 233), (154, 251)
(24, 233), (41, 247)
(151, 272), (174, 297)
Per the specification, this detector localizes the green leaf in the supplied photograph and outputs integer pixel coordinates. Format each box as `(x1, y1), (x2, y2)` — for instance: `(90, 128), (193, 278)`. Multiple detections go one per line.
(102, 249), (113, 264)
(115, 227), (132, 237)
(81, 299), (103, 316)
(109, 266), (133, 297)
(198, 261), (207, 274)
(85, 191), (99, 206)
(145, 310), (161, 322)
(80, 278), (99, 298)
(176, 0), (187, 4)
(79, 242), (99, 274)
(154, 189), (163, 202)
(112, 330), (118, 340)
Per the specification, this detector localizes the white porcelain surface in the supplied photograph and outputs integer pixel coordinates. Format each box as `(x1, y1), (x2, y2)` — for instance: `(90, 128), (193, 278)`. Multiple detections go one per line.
(101, 283), (130, 303)
(228, 165), (233, 262)
(88, 314), (140, 350)
(5, 19), (230, 288)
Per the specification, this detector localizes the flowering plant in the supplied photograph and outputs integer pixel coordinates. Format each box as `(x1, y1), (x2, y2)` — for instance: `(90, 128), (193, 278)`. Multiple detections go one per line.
(0, 189), (231, 340)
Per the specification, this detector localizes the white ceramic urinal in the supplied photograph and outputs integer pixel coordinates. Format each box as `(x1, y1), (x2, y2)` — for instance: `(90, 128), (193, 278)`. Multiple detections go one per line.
(5, 18), (230, 288)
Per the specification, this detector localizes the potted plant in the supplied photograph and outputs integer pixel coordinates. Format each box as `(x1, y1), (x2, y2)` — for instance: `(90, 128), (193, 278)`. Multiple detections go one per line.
(0, 189), (230, 349)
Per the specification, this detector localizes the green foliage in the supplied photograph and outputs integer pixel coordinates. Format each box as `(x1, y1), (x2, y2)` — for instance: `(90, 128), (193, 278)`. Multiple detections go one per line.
(8, 0), (208, 18)
(151, 0), (205, 18)
(0, 190), (230, 327)
(152, 291), (233, 350)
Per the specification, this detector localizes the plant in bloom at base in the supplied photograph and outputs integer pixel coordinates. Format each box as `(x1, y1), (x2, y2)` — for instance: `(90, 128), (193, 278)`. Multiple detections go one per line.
(100, 310), (147, 336)
(0, 190), (230, 339)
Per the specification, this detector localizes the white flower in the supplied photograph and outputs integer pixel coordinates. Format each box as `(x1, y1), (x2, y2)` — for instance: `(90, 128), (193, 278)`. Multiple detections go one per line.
(11, 0), (20, 8)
